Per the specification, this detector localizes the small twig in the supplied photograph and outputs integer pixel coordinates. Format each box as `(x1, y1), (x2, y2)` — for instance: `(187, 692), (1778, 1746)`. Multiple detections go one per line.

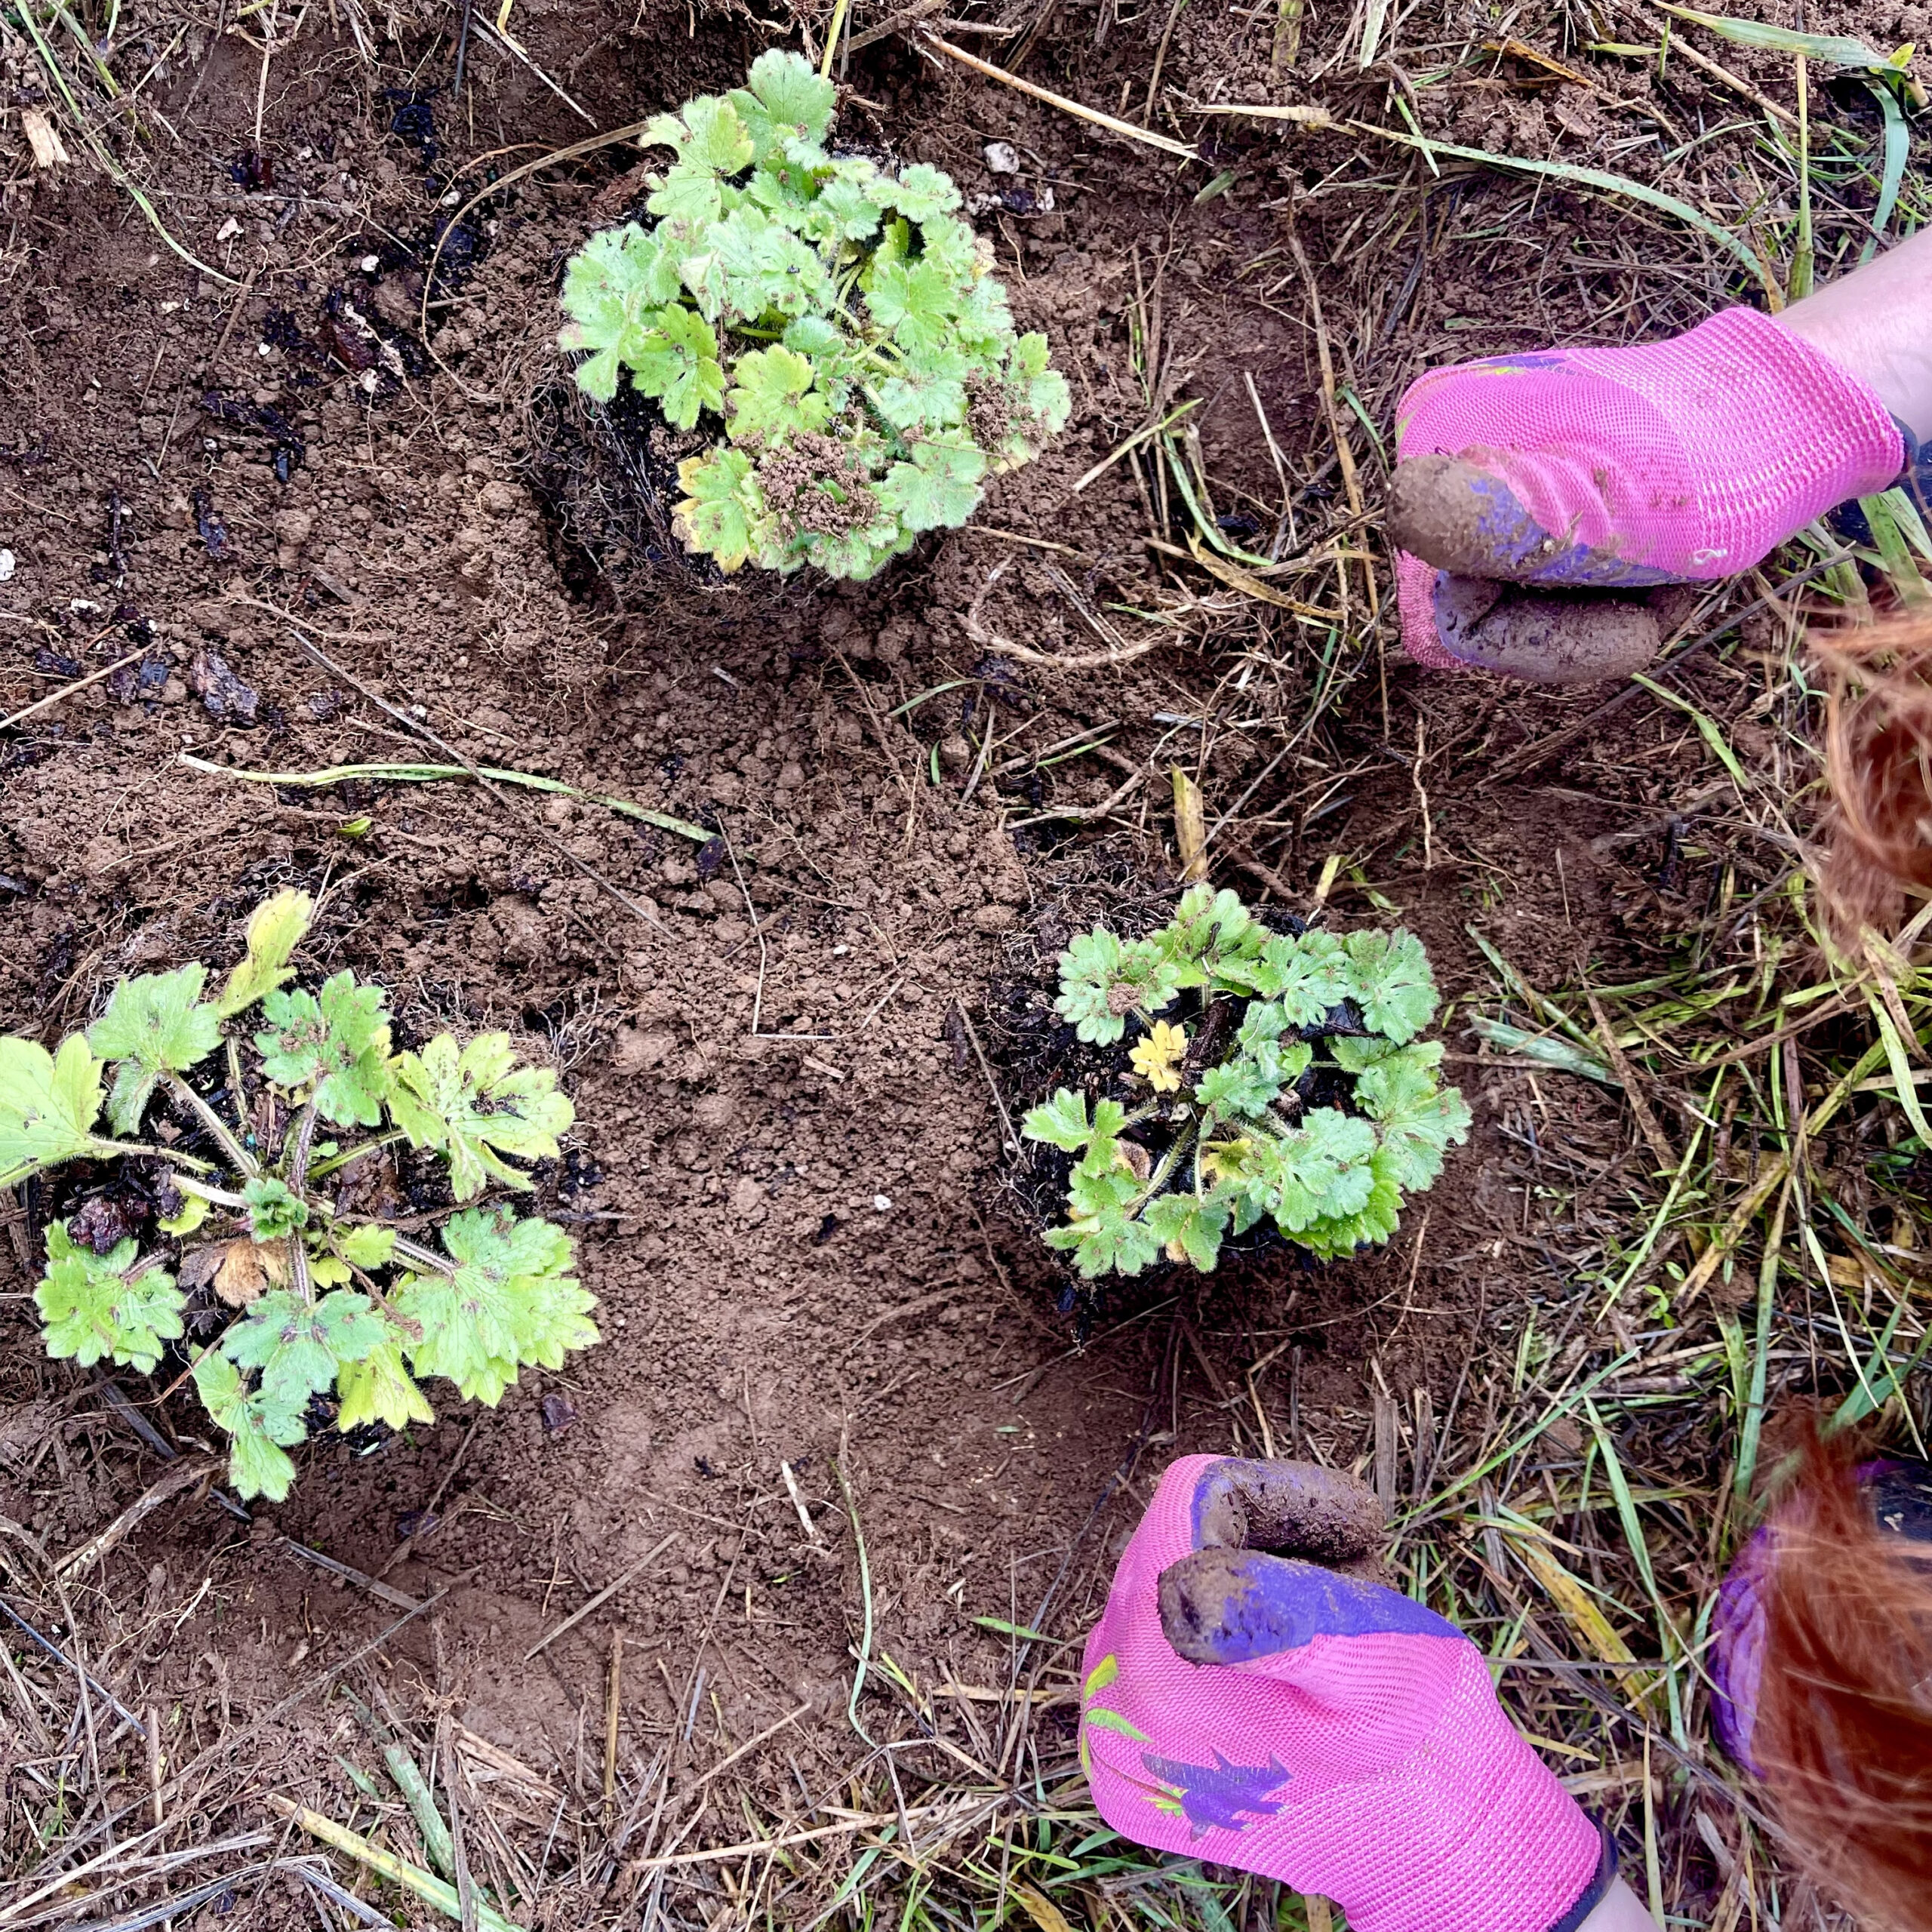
(53, 1457), (221, 1579)
(952, 1002), (1020, 1155)
(525, 1533), (677, 1660)
(278, 1537), (426, 1614)
(603, 1630), (623, 1836)
(917, 31), (1201, 159)
(452, 0), (476, 97)
(780, 1462), (822, 1544)
(0, 650), (149, 732)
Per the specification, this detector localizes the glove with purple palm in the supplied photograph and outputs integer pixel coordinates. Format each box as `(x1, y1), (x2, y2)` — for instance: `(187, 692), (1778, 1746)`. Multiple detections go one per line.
(1081, 1454), (1617, 1932)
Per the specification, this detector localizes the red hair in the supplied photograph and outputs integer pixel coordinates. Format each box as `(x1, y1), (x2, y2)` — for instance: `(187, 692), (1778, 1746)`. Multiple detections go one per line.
(1817, 611), (1932, 944)
(1753, 1435), (1932, 1927)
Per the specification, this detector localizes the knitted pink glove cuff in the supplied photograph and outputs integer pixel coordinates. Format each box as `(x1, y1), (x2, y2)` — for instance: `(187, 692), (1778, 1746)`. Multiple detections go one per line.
(1393, 306), (1905, 668)
(1081, 1456), (1607, 1932)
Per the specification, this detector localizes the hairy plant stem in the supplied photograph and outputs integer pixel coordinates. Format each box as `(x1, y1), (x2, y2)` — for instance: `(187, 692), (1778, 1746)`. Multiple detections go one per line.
(391, 1232), (457, 1278)
(75, 1137), (217, 1176)
(1130, 1115), (1201, 1217)
(284, 1102), (320, 1305)
(165, 1072), (257, 1179)
(306, 1131), (406, 1183)
(173, 1174), (248, 1210)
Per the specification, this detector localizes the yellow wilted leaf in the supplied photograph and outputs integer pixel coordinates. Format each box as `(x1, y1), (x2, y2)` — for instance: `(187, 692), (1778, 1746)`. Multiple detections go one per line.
(1014, 1884), (1075, 1932)
(1510, 1534), (1637, 1665)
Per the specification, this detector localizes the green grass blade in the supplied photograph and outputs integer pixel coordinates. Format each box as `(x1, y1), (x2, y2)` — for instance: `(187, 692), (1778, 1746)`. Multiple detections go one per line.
(1860, 78), (1910, 261)
(1630, 675), (1748, 785)
(1657, 5), (1894, 70)
(179, 753), (715, 842)
(1468, 1018), (1617, 1084)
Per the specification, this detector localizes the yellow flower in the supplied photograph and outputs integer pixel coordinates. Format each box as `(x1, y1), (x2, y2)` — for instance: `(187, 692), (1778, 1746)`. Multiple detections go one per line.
(1129, 1019), (1186, 1093)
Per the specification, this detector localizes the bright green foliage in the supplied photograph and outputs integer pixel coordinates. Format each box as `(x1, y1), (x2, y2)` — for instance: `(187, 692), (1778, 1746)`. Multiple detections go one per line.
(217, 889), (313, 1017)
(387, 1032), (575, 1200)
(192, 1352), (305, 1504)
(557, 52), (1069, 580)
(0, 1037), (112, 1188)
(88, 967), (223, 1134)
(36, 1223), (184, 1374)
(256, 973), (393, 1128)
(243, 1176), (309, 1241)
(1021, 888), (1466, 1280)
(8, 896), (601, 1504)
(395, 1210), (597, 1404)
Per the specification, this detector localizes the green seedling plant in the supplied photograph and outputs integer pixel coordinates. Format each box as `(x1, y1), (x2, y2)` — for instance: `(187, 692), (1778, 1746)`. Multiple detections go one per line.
(0, 893), (598, 1502)
(556, 50), (1070, 580)
(1022, 887), (1472, 1278)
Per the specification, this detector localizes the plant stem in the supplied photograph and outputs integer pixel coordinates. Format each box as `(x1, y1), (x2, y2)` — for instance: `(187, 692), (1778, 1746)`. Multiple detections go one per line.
(173, 1175), (248, 1210)
(286, 1102), (320, 1193)
(165, 1072), (258, 1178)
(392, 1232), (457, 1278)
(75, 1136), (217, 1176)
(284, 1102), (320, 1306)
(1132, 1116), (1201, 1216)
(305, 1131), (406, 1182)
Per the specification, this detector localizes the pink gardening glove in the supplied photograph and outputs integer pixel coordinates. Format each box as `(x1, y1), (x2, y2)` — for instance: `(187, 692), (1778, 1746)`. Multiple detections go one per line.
(1389, 307), (1906, 683)
(1081, 1456), (1614, 1932)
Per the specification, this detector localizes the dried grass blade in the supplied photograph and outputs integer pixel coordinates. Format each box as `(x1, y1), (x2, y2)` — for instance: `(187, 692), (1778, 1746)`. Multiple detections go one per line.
(1349, 120), (1780, 303)
(917, 33), (1201, 159)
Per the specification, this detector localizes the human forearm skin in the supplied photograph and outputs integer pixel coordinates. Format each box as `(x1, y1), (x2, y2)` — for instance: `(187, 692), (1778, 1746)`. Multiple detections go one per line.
(1574, 1876), (1663, 1932)
(1776, 224), (1932, 441)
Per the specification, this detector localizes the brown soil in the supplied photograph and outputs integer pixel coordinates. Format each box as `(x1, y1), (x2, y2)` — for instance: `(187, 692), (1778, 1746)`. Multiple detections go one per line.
(0, 0), (1884, 1913)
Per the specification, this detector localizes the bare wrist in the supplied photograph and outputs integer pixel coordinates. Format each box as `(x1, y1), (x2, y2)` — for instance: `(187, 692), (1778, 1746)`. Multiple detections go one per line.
(1577, 1877), (1663, 1932)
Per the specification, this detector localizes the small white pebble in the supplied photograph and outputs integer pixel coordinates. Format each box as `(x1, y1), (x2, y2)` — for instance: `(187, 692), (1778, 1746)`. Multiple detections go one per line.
(360, 254), (380, 272)
(872, 1194), (892, 1212)
(984, 141), (1020, 174)
(0, 550), (14, 583)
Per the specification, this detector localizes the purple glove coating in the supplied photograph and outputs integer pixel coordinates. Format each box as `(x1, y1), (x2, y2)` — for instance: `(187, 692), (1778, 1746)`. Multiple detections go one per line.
(1161, 1549), (1460, 1664)
(1393, 457), (1685, 592)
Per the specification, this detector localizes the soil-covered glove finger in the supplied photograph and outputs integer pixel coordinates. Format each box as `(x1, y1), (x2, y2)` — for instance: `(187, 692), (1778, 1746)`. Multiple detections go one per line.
(1158, 1547), (1459, 1665)
(1190, 1457), (1384, 1564)
(1396, 309), (1900, 577)
(1390, 453), (1693, 589)
(1397, 551), (1694, 684)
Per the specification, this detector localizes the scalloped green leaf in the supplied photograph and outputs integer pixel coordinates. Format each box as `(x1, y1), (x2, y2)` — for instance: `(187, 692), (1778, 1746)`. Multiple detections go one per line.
(386, 1032), (574, 1201)
(628, 304), (725, 429)
(727, 345), (830, 445)
(394, 1210), (595, 1404)
(37, 1223), (183, 1374)
(673, 447), (760, 570)
(255, 972), (392, 1128)
(1343, 928), (1438, 1042)
(877, 438), (986, 532)
(193, 1350), (305, 1503)
(88, 968), (223, 1134)
(0, 1035), (108, 1187)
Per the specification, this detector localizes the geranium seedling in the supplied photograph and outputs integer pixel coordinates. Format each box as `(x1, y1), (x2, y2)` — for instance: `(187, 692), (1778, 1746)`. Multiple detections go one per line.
(1022, 886), (1471, 1278)
(557, 51), (1070, 580)
(0, 892), (598, 1501)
